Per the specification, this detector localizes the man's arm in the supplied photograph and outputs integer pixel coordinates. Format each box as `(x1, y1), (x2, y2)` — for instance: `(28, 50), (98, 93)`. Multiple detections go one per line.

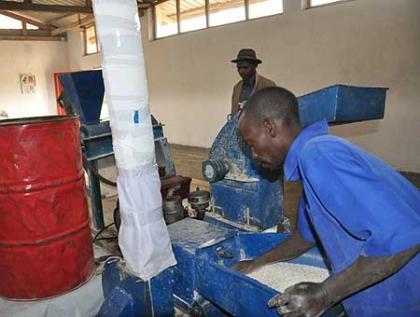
(231, 82), (241, 115)
(231, 231), (315, 274)
(231, 88), (236, 115)
(269, 244), (420, 317)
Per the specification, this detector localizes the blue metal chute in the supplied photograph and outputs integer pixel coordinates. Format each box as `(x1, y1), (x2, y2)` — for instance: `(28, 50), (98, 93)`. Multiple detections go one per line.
(298, 84), (388, 126)
(59, 70), (105, 125)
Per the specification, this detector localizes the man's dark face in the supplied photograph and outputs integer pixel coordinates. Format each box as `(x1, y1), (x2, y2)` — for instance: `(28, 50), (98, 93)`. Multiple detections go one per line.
(238, 114), (290, 171)
(236, 61), (257, 81)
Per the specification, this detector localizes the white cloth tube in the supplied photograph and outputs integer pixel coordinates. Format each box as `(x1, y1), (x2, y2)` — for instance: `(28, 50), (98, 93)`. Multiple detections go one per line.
(93, 0), (177, 280)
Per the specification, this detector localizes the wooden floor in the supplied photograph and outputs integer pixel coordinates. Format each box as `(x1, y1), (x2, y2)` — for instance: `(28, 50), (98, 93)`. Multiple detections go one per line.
(170, 144), (209, 181)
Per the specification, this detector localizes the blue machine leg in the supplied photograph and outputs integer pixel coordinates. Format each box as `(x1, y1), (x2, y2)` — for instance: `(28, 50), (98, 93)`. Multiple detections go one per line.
(87, 160), (105, 230)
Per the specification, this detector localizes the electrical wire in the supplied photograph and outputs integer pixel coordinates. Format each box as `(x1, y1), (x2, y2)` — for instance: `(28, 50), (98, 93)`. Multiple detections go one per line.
(92, 222), (117, 242)
(82, 155), (117, 187)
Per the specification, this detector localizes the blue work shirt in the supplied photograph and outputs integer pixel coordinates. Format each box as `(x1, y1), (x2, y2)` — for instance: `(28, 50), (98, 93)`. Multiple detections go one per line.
(284, 120), (420, 317)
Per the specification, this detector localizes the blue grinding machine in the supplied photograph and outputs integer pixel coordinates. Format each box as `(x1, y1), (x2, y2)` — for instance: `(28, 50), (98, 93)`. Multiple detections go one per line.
(98, 85), (387, 317)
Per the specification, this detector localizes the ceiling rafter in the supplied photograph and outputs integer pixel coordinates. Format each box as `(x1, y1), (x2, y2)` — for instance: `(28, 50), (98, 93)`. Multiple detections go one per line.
(0, 29), (65, 41)
(0, 10), (56, 29)
(45, 13), (76, 25)
(0, 0), (154, 13)
(51, 14), (94, 35)
(0, 1), (156, 41)
(0, 0), (93, 13)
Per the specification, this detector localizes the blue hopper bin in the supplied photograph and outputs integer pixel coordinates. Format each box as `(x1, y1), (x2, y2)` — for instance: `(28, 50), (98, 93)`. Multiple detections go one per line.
(298, 84), (388, 126)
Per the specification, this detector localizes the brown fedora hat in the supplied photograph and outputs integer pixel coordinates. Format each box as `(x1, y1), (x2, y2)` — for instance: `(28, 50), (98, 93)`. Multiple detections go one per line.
(231, 48), (262, 64)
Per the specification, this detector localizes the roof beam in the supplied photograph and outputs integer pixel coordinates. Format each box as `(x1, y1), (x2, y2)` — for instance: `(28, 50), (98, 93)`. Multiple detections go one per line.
(153, 0), (172, 6)
(51, 14), (94, 35)
(0, 1), (93, 13)
(0, 1), (152, 14)
(0, 10), (55, 29)
(0, 29), (65, 41)
(139, 3), (153, 10)
(45, 13), (76, 25)
(0, 34), (64, 41)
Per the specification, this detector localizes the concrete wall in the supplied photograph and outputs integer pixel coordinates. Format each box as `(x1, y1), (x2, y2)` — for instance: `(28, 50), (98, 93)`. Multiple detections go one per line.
(66, 0), (420, 172)
(0, 41), (69, 118)
(67, 30), (101, 71)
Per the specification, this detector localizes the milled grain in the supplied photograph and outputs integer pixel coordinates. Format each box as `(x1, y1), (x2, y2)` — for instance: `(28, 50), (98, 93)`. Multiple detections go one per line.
(247, 262), (330, 293)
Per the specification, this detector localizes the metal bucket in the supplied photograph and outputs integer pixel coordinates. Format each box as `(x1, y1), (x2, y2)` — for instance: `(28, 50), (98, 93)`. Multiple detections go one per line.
(0, 115), (94, 300)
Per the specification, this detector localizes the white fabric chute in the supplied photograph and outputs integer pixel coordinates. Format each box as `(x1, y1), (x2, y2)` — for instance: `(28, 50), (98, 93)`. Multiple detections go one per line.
(92, 0), (176, 280)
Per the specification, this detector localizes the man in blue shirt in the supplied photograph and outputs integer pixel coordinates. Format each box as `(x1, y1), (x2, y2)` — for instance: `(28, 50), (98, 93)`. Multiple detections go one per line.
(234, 86), (420, 317)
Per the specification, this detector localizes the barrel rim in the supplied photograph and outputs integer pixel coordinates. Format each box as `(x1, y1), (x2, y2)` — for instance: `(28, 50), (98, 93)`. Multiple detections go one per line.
(0, 115), (79, 127)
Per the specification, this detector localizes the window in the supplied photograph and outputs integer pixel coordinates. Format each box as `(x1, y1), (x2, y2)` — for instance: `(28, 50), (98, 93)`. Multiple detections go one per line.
(309, 0), (347, 7)
(84, 25), (99, 55)
(154, 0), (283, 39)
(0, 14), (39, 30)
(155, 0), (178, 38)
(209, 0), (245, 27)
(249, 0), (283, 19)
(0, 14), (23, 29)
(180, 0), (206, 32)
(27, 23), (39, 30)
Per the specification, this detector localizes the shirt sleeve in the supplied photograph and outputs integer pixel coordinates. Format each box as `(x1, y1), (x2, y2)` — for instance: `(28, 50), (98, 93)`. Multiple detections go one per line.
(298, 139), (420, 257)
(297, 197), (316, 243)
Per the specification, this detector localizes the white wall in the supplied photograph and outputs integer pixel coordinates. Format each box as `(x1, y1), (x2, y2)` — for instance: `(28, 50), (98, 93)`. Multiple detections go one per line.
(67, 30), (101, 71)
(67, 0), (420, 172)
(0, 41), (69, 118)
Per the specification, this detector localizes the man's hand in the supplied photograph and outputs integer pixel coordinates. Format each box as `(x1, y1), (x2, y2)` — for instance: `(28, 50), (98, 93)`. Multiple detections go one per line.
(268, 282), (331, 317)
(230, 259), (261, 274)
(231, 232), (315, 275)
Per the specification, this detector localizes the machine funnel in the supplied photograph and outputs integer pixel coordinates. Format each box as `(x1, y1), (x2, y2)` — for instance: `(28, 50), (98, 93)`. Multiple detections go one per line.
(298, 84), (388, 126)
(59, 70), (105, 125)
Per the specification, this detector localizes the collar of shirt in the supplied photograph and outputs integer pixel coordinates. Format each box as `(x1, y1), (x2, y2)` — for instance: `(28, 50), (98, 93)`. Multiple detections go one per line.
(283, 119), (330, 181)
(243, 74), (256, 88)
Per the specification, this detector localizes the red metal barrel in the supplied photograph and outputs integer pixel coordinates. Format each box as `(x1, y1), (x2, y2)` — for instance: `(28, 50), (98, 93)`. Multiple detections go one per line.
(0, 115), (94, 300)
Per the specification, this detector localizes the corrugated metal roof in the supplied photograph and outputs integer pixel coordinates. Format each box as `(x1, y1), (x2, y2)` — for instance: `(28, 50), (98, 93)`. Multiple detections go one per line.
(32, 0), (86, 5)
(0, 0), (150, 26)
(0, 0), (88, 24)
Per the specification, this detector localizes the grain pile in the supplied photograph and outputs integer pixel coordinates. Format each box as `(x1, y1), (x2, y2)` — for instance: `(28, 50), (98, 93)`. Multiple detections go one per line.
(247, 262), (330, 293)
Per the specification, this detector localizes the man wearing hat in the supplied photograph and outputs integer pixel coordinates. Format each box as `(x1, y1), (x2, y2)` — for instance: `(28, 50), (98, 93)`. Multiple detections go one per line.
(231, 48), (276, 115)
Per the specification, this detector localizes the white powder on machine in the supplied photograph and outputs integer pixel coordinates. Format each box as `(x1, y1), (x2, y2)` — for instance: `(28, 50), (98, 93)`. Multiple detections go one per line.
(247, 262), (330, 293)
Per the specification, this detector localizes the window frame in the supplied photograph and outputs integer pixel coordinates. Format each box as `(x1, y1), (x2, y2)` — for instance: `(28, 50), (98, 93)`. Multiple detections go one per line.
(153, 0), (283, 40)
(83, 23), (99, 56)
(302, 0), (354, 10)
(0, 13), (39, 30)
